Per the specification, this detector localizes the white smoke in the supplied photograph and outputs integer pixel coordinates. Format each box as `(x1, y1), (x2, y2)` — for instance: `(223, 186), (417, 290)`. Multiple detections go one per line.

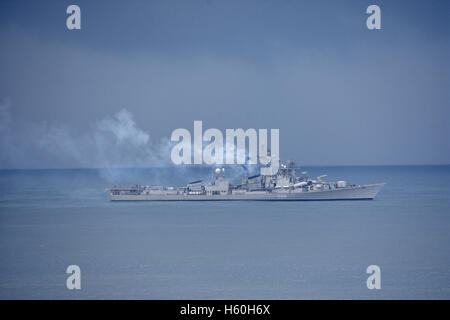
(0, 99), (264, 184)
(0, 99), (172, 170)
(97, 109), (150, 147)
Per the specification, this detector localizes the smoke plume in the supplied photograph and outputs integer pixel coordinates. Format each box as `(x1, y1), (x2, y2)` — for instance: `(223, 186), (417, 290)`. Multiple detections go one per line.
(0, 99), (172, 170)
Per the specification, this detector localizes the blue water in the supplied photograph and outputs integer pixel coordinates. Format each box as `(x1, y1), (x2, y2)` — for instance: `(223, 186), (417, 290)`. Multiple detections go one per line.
(0, 166), (449, 299)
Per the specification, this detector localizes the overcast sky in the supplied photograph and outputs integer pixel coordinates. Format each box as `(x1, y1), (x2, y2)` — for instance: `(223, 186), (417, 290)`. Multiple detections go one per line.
(0, 0), (449, 169)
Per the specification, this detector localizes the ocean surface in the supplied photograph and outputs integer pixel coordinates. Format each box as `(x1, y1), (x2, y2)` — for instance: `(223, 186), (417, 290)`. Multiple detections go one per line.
(0, 165), (449, 299)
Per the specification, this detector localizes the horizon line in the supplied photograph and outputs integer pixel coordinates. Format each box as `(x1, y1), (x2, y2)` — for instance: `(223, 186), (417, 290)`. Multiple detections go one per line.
(0, 163), (449, 171)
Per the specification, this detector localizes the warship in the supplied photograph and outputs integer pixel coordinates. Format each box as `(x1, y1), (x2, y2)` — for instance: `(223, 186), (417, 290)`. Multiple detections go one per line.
(109, 160), (385, 201)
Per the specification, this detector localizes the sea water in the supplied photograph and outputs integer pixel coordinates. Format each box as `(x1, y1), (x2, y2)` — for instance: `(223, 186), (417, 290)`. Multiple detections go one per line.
(0, 166), (449, 299)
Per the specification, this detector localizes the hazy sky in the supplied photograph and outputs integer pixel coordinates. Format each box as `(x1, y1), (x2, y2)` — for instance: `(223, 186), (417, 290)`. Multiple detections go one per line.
(0, 0), (449, 168)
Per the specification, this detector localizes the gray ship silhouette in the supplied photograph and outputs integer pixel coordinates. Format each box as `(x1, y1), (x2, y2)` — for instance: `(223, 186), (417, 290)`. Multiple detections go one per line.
(109, 160), (385, 201)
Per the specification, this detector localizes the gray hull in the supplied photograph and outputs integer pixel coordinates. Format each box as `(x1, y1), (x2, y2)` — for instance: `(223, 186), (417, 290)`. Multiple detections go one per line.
(110, 183), (385, 201)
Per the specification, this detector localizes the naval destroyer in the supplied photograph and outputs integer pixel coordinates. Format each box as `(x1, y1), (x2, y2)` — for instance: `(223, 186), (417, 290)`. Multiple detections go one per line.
(109, 160), (385, 201)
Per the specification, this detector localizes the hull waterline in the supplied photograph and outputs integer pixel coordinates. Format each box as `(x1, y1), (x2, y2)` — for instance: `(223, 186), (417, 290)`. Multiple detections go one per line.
(109, 183), (385, 201)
